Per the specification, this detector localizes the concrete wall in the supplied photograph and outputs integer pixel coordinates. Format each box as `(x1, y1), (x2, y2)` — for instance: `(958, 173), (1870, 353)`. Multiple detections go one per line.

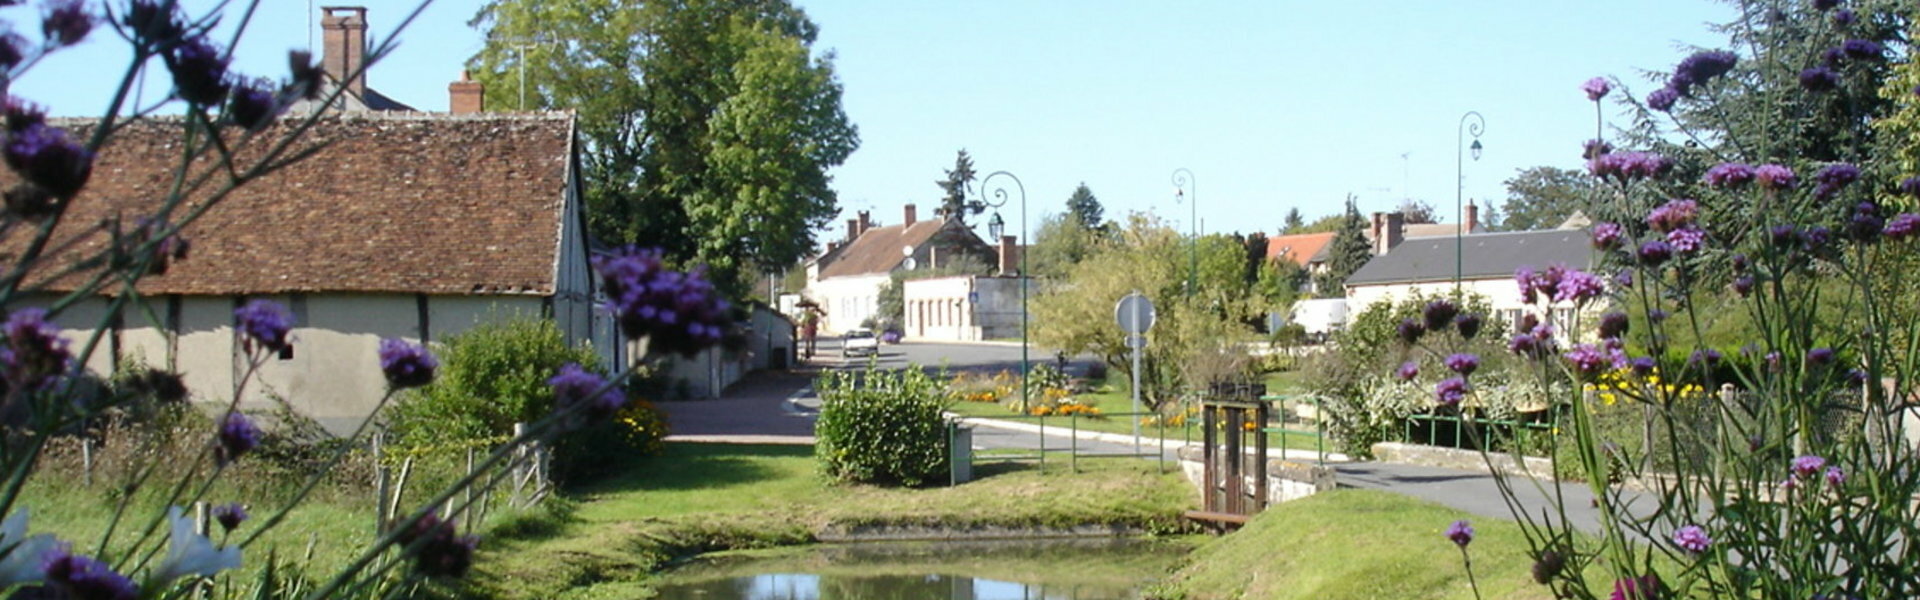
(809, 273), (889, 334)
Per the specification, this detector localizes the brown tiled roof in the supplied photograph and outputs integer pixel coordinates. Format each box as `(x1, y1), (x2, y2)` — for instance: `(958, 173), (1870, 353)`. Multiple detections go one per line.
(818, 219), (955, 279)
(1265, 232), (1335, 267)
(13, 112), (575, 295)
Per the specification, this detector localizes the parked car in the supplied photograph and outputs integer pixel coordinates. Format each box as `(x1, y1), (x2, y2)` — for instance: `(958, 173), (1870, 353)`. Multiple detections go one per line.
(843, 328), (879, 357)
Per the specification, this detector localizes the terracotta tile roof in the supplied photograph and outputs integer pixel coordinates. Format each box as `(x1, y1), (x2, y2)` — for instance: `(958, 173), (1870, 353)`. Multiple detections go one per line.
(13, 112), (576, 296)
(818, 219), (957, 279)
(1265, 232), (1335, 267)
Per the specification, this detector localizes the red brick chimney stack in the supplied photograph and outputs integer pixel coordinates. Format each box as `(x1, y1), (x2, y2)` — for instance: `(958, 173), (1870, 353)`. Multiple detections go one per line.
(449, 70), (483, 114)
(998, 235), (1019, 276)
(856, 211), (872, 237)
(320, 6), (368, 97)
(846, 218), (858, 242)
(1465, 201), (1480, 234)
(903, 204), (917, 227)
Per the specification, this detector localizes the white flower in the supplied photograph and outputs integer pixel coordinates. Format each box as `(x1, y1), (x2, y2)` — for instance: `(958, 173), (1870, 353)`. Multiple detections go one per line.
(152, 506), (241, 585)
(0, 509), (55, 586)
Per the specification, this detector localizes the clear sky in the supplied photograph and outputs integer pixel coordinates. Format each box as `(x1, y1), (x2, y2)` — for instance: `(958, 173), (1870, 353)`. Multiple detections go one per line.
(15, 0), (1736, 245)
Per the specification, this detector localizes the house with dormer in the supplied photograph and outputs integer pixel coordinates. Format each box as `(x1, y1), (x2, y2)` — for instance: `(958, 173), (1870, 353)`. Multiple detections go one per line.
(803, 205), (999, 334)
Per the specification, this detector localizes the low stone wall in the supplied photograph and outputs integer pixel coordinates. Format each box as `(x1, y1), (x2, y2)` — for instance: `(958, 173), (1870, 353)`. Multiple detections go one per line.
(1371, 442), (1556, 478)
(1175, 445), (1337, 507)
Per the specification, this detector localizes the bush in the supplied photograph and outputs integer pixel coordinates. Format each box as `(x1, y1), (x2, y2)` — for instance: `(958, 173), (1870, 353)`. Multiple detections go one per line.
(814, 366), (952, 486)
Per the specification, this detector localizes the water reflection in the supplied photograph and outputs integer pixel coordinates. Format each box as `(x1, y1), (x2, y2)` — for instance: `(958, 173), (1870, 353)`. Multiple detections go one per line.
(662, 571), (1132, 599)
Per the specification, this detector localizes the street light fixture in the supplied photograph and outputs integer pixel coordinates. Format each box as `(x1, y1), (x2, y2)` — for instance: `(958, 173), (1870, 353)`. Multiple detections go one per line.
(1455, 111), (1485, 288)
(968, 171), (1030, 411)
(1172, 168), (1196, 297)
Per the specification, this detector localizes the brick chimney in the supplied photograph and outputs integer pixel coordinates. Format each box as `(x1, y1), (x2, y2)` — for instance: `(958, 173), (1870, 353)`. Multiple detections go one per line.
(1465, 201), (1479, 234)
(903, 204), (917, 227)
(321, 6), (368, 97)
(856, 211), (872, 237)
(448, 70), (483, 114)
(845, 218), (858, 242)
(998, 235), (1019, 276)
(1375, 212), (1406, 255)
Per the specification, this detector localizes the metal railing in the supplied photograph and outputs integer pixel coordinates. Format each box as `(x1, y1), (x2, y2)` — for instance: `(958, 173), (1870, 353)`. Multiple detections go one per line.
(1403, 412), (1556, 453)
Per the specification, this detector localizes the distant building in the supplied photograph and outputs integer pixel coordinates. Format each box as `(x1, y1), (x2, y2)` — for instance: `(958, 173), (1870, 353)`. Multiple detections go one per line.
(1344, 227), (1598, 330)
(803, 205), (998, 333)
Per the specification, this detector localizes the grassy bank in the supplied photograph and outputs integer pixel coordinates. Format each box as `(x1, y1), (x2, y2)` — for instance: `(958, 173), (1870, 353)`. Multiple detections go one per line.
(1154, 489), (1567, 600)
(471, 441), (1197, 599)
(948, 370), (1332, 454)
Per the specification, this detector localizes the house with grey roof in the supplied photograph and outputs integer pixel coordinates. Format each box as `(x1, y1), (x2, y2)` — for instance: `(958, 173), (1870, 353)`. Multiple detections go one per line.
(1344, 227), (1598, 330)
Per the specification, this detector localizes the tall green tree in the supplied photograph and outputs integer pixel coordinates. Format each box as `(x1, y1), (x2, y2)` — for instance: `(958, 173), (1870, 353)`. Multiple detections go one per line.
(1315, 197), (1372, 297)
(935, 149), (977, 222)
(469, 0), (857, 295)
(1282, 207), (1305, 234)
(1026, 212), (1104, 279)
(1393, 198), (1440, 224)
(1499, 166), (1598, 231)
(1065, 183), (1104, 230)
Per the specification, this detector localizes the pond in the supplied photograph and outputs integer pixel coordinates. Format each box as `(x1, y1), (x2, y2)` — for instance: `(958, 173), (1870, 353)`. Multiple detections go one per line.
(650, 538), (1189, 599)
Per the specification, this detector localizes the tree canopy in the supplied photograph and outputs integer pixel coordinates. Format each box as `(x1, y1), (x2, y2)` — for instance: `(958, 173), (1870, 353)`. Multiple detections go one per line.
(1499, 166), (1597, 231)
(1066, 183), (1104, 231)
(468, 0), (857, 295)
(935, 149), (977, 222)
(1315, 197), (1372, 297)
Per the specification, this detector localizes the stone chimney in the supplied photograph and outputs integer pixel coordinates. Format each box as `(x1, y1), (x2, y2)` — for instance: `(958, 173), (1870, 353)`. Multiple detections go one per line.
(856, 211), (872, 237)
(1370, 212), (1384, 244)
(998, 235), (1019, 276)
(903, 204), (917, 227)
(1465, 201), (1479, 234)
(320, 6), (369, 97)
(449, 70), (483, 114)
(845, 218), (858, 242)
(1375, 212), (1406, 255)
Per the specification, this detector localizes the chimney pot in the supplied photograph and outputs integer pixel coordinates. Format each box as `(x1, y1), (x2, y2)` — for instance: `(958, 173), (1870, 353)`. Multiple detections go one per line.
(846, 218), (858, 242)
(1382, 212), (1406, 254)
(857, 211), (872, 237)
(320, 6), (369, 97)
(903, 204), (917, 227)
(448, 70), (484, 114)
(1465, 201), (1480, 234)
(998, 235), (1019, 276)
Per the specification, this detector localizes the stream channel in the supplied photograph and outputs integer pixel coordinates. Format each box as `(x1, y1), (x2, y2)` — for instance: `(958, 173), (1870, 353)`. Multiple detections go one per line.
(649, 537), (1190, 599)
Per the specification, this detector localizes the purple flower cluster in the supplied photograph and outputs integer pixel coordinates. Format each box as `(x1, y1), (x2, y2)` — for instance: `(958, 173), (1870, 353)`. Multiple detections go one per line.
(1732, 275), (1754, 297)
(124, 0), (187, 45)
(377, 339), (437, 390)
(1666, 226), (1706, 254)
(1454, 313), (1482, 340)
(548, 363), (625, 422)
(1395, 361), (1419, 381)
(1811, 0), (1839, 10)
(1669, 50), (1737, 96)
(1588, 151), (1673, 183)
(1901, 176), (1920, 198)
(1591, 222), (1624, 250)
(1582, 77), (1610, 101)
(1792, 455), (1827, 479)
(235, 299), (291, 353)
(1598, 312), (1629, 340)
(1, 308), (70, 392)
(5, 122), (94, 200)
(1444, 353), (1479, 376)
(1886, 213), (1920, 240)
(1712, 161), (1758, 187)
(1582, 139), (1612, 160)
(228, 78), (282, 131)
(1840, 39), (1884, 61)
(1630, 356), (1657, 376)
(397, 513), (479, 579)
(216, 412), (259, 465)
(1434, 377), (1469, 406)
(1833, 9), (1856, 25)
(1689, 348), (1723, 367)
(1645, 199), (1698, 233)
(41, 0), (94, 48)
(42, 546), (137, 600)
(1647, 87), (1680, 112)
(1845, 202), (1883, 242)
(213, 503), (247, 533)
(1397, 318), (1425, 344)
(1812, 163), (1861, 200)
(1806, 347), (1836, 367)
(1445, 519), (1473, 547)
(1671, 525), (1710, 554)
(1611, 574), (1661, 600)
(1553, 269), (1606, 304)
(1799, 66), (1841, 92)
(1638, 240), (1673, 265)
(166, 37), (232, 106)
(592, 247), (730, 357)
(1564, 344), (1609, 376)
(1754, 164), (1796, 190)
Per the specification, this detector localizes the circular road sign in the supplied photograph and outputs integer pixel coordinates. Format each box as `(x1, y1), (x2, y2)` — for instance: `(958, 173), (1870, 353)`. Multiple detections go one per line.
(1114, 293), (1156, 335)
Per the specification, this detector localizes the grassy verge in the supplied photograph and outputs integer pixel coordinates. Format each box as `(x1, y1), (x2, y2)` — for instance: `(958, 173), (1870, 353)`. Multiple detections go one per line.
(470, 441), (1198, 599)
(949, 372), (1333, 454)
(1153, 489), (1586, 600)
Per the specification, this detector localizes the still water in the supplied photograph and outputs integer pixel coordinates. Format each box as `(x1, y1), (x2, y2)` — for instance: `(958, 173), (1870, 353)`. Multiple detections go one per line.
(650, 538), (1186, 600)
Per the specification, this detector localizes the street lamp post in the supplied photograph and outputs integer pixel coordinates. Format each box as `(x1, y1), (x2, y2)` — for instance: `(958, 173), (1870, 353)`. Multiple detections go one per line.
(1172, 168), (1196, 297)
(1455, 112), (1485, 288)
(969, 171), (1029, 411)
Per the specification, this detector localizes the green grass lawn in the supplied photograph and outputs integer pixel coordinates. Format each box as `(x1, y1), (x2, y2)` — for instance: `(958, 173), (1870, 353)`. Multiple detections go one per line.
(948, 369), (1333, 454)
(473, 442), (1197, 599)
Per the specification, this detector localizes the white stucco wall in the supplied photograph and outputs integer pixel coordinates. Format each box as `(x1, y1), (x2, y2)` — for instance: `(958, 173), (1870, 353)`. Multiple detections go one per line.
(901, 276), (1029, 342)
(1347, 277), (1605, 339)
(809, 273), (889, 334)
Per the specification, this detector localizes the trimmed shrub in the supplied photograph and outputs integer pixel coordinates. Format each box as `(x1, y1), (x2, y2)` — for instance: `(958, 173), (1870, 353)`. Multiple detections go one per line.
(814, 366), (951, 486)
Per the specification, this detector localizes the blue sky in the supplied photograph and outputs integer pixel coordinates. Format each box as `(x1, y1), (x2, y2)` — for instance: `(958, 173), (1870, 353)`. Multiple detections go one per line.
(16, 0), (1734, 244)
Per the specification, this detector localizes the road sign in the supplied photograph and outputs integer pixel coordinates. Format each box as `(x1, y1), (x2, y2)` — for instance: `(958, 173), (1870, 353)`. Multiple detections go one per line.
(1115, 293), (1156, 334)
(1125, 335), (1148, 349)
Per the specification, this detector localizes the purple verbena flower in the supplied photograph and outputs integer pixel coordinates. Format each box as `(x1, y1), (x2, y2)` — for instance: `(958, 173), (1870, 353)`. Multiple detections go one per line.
(1814, 163), (1862, 201)
(1629, 356), (1657, 376)
(1825, 465), (1846, 488)
(1582, 139), (1612, 160)
(1553, 269), (1606, 304)
(1732, 275), (1754, 297)
(1645, 199), (1698, 233)
(1822, 46), (1848, 67)
(1515, 266), (1539, 304)
(1610, 574), (1661, 600)
(1833, 9), (1855, 25)
(1689, 348), (1723, 367)
(1434, 377), (1469, 406)
(0, 32), (22, 71)
(1801, 226), (1833, 253)
(213, 503), (247, 533)
(1564, 344), (1608, 376)
(228, 78), (281, 131)
(1847, 368), (1868, 386)
(1637, 240), (1672, 265)
(1613, 269), (1634, 289)
(1444, 353), (1480, 376)
(1845, 202), (1883, 242)
(1598, 312), (1629, 340)
(592, 247), (730, 357)
(1812, 0), (1839, 10)
(1705, 162), (1755, 188)
(1396, 317), (1425, 344)
(1582, 77), (1611, 101)
(1445, 519), (1473, 547)
(124, 0), (185, 46)
(1670, 51), (1738, 96)
(1908, 176), (1920, 196)
(1647, 87), (1680, 112)
(4, 123), (94, 199)
(40, 0), (93, 47)
(1671, 525), (1710, 554)
(1422, 299), (1458, 333)
(235, 299), (291, 352)
(377, 339), (437, 389)
(548, 363), (625, 423)
(1591, 222), (1624, 250)
(216, 412), (259, 465)
(42, 546), (136, 600)
(396, 513), (478, 579)
(1666, 226), (1707, 254)
(1454, 313), (1483, 340)
(1807, 347), (1836, 367)
(1792, 455), (1827, 478)
(1731, 254), (1749, 273)
(1800, 66), (1840, 92)
(1754, 164), (1796, 190)
(1395, 361), (1419, 381)
(1, 308), (70, 391)
(1842, 39), (1884, 61)
(1765, 352), (1782, 372)
(166, 36), (233, 106)
(1886, 213), (1920, 240)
